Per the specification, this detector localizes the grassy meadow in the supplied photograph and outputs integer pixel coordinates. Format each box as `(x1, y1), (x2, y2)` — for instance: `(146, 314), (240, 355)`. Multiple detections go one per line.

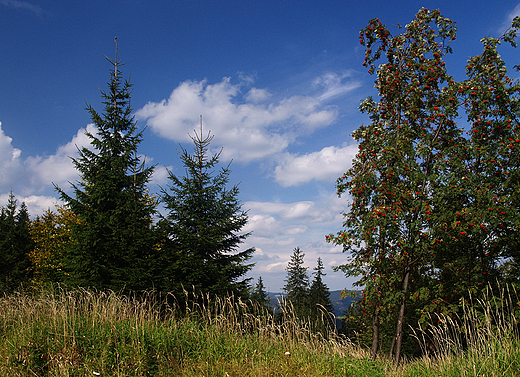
(0, 286), (519, 376)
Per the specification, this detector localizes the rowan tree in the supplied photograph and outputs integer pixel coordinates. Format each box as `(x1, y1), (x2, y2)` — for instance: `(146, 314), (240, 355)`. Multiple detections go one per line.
(329, 9), (520, 365)
(328, 8), (459, 364)
(425, 17), (520, 318)
(56, 45), (159, 292)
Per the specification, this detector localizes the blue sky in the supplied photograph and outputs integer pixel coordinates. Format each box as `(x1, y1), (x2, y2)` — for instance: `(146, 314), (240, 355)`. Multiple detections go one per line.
(1, 0), (519, 292)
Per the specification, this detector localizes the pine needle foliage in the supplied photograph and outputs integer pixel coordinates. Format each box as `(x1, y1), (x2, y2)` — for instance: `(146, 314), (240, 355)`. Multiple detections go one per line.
(283, 247), (310, 316)
(56, 45), (158, 292)
(160, 119), (254, 299)
(0, 192), (33, 293)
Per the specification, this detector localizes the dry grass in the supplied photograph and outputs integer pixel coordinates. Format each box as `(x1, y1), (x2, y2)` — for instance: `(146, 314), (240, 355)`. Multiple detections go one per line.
(2, 284), (518, 376)
(402, 284), (520, 376)
(0, 286), (378, 376)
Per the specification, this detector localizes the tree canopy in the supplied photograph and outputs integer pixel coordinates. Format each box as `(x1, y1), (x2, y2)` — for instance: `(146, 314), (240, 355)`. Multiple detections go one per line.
(328, 8), (520, 365)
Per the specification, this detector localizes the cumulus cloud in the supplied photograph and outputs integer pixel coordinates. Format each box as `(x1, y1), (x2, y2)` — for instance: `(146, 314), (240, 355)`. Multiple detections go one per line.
(241, 193), (351, 290)
(151, 165), (173, 187)
(0, 122), (24, 192)
(0, 123), (98, 213)
(135, 75), (356, 162)
(273, 143), (358, 187)
(26, 124), (96, 190)
(244, 87), (272, 103)
(0, 193), (62, 216)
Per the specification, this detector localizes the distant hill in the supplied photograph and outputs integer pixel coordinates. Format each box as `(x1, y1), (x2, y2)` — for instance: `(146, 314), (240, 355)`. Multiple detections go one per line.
(268, 290), (359, 317)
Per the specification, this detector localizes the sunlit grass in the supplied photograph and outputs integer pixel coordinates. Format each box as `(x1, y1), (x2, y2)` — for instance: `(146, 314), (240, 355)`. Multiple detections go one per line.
(0, 286), (379, 376)
(0, 285), (518, 376)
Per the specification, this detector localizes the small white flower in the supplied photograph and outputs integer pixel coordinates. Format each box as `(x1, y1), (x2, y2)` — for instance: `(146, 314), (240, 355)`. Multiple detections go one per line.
(284, 351), (291, 356)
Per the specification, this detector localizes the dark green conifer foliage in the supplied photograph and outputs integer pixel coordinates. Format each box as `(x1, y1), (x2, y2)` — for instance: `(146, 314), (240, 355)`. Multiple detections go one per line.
(309, 257), (334, 315)
(56, 44), (157, 291)
(160, 118), (254, 299)
(0, 192), (33, 292)
(250, 276), (269, 307)
(283, 247), (309, 316)
(309, 257), (335, 333)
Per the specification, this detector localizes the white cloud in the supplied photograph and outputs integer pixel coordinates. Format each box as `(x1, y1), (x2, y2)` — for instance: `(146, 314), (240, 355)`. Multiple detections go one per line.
(0, 0), (43, 14)
(150, 165), (172, 187)
(242, 193), (351, 291)
(0, 122), (24, 192)
(26, 124), (96, 190)
(313, 71), (361, 101)
(273, 143), (358, 187)
(135, 75), (355, 162)
(0, 122), (98, 208)
(0, 193), (62, 217)
(245, 87), (272, 103)
(242, 213), (280, 237)
(499, 3), (520, 34)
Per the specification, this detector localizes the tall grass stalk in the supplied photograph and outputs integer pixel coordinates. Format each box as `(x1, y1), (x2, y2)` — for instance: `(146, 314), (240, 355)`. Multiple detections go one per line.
(404, 284), (520, 376)
(0, 286), (380, 376)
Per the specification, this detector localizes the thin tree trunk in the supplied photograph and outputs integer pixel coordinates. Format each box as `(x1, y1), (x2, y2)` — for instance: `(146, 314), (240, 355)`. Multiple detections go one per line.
(388, 334), (396, 361)
(371, 311), (380, 359)
(393, 267), (410, 369)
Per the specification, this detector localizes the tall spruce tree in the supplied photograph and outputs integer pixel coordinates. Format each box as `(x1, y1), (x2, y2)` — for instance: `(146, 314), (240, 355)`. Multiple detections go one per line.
(0, 192), (33, 292)
(283, 247), (309, 316)
(160, 117), (254, 299)
(56, 42), (158, 291)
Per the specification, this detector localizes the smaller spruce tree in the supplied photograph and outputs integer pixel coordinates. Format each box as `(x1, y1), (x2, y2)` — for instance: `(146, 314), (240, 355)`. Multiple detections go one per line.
(309, 257), (335, 332)
(309, 257), (334, 314)
(283, 247), (309, 316)
(250, 276), (269, 307)
(160, 117), (254, 299)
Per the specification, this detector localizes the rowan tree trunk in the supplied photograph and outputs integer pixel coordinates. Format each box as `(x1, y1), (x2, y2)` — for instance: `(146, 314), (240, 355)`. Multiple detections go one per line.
(393, 267), (410, 369)
(370, 311), (380, 359)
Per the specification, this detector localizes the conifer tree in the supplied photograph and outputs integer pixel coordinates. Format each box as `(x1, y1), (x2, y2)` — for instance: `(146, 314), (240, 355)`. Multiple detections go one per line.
(283, 247), (309, 316)
(309, 257), (335, 333)
(309, 257), (334, 315)
(56, 42), (158, 291)
(0, 192), (33, 292)
(250, 276), (269, 307)
(160, 117), (254, 299)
